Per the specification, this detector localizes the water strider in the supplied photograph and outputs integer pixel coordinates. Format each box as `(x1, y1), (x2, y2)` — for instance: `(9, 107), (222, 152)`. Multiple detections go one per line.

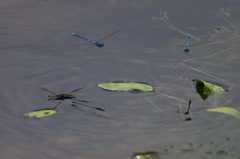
(41, 87), (104, 111)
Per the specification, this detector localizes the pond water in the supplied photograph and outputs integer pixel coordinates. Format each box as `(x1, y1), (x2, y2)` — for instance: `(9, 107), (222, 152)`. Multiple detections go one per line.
(1, 0), (240, 159)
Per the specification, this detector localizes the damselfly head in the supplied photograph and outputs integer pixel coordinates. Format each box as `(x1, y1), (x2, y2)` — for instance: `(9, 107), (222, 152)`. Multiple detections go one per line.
(95, 42), (104, 47)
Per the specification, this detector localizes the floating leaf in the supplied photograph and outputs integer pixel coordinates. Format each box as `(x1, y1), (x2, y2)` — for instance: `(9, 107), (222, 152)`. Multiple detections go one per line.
(22, 109), (57, 119)
(207, 107), (240, 119)
(193, 79), (228, 100)
(98, 82), (154, 92)
(131, 151), (159, 159)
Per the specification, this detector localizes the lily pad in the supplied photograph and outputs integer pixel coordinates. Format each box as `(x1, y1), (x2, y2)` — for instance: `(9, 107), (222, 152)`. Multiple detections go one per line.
(207, 107), (240, 119)
(98, 82), (154, 92)
(22, 109), (57, 119)
(193, 79), (228, 100)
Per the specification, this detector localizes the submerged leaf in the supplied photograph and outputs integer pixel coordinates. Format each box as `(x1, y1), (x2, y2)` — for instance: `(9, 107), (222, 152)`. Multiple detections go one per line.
(193, 79), (228, 100)
(207, 107), (240, 119)
(131, 151), (159, 159)
(22, 109), (57, 119)
(98, 82), (154, 92)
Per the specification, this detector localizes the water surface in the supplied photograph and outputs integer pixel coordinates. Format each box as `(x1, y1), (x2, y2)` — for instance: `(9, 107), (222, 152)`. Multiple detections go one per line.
(1, 0), (240, 159)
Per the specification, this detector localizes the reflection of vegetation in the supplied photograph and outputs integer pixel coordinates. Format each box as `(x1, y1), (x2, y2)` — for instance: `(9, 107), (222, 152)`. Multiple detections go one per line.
(143, 63), (192, 122)
(151, 8), (240, 46)
(148, 8), (240, 95)
(150, 9), (240, 64)
(209, 8), (240, 52)
(211, 8), (236, 37)
(150, 11), (200, 41)
(181, 63), (233, 85)
(144, 63), (186, 103)
(200, 12), (239, 68)
(131, 151), (159, 159)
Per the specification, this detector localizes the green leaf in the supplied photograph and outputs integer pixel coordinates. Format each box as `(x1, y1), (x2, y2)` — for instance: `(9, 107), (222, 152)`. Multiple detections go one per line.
(22, 109), (57, 119)
(193, 79), (228, 100)
(131, 151), (159, 159)
(98, 82), (154, 92)
(207, 107), (240, 119)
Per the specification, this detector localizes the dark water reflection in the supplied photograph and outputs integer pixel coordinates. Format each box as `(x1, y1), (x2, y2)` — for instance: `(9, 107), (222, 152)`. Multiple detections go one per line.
(1, 0), (240, 159)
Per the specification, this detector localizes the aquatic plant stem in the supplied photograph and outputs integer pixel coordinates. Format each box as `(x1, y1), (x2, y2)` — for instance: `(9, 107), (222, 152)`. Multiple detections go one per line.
(145, 97), (163, 112)
(181, 63), (232, 84)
